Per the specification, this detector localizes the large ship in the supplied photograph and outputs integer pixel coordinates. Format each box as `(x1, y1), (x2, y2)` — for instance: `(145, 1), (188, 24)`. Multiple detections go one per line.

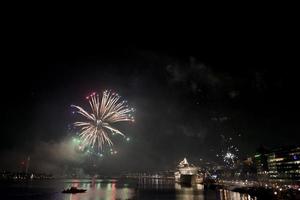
(174, 158), (203, 185)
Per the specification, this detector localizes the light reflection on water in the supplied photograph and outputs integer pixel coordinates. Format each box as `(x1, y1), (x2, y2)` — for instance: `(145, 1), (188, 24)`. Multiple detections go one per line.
(0, 178), (257, 200)
(217, 189), (257, 200)
(64, 179), (135, 200)
(174, 183), (256, 200)
(175, 183), (205, 200)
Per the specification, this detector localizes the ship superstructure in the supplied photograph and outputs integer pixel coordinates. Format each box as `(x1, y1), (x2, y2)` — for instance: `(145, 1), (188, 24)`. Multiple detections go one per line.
(174, 158), (203, 184)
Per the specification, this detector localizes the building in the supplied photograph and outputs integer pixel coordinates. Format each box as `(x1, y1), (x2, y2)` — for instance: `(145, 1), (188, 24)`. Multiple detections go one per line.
(254, 146), (300, 183)
(254, 146), (270, 181)
(268, 146), (300, 182)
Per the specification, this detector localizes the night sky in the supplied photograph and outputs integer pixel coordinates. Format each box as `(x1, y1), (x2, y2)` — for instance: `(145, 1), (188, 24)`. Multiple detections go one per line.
(1, 23), (299, 175)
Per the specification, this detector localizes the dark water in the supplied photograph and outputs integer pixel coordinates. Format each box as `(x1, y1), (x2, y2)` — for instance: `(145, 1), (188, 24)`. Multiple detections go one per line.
(0, 179), (256, 200)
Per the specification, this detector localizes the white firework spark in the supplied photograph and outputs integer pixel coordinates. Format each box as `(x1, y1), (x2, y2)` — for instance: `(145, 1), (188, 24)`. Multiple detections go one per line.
(71, 90), (134, 151)
(218, 134), (239, 168)
(223, 152), (236, 166)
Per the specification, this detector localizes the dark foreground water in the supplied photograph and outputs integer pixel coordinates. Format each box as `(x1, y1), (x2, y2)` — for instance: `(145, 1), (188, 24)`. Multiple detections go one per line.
(0, 179), (256, 200)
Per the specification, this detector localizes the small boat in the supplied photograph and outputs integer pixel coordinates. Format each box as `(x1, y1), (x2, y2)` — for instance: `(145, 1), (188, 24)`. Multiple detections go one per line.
(62, 186), (87, 193)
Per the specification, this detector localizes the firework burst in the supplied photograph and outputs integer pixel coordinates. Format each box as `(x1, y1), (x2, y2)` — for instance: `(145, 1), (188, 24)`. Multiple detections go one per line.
(71, 90), (134, 151)
(217, 134), (239, 168)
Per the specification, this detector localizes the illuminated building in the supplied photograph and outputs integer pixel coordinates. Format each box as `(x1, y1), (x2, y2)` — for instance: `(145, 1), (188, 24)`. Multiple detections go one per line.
(254, 146), (300, 182)
(268, 146), (300, 182)
(254, 146), (270, 181)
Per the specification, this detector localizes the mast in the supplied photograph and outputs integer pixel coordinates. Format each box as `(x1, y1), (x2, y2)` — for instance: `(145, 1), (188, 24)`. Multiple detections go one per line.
(25, 156), (30, 174)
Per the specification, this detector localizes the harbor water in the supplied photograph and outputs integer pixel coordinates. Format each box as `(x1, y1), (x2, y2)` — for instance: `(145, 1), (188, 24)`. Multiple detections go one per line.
(0, 178), (257, 200)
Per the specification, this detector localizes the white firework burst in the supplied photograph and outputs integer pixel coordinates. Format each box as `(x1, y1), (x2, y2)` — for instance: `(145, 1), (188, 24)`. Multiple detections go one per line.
(218, 134), (239, 168)
(71, 90), (134, 151)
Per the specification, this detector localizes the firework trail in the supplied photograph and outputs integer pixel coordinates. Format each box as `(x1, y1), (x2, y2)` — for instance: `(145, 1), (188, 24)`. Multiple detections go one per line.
(71, 90), (134, 151)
